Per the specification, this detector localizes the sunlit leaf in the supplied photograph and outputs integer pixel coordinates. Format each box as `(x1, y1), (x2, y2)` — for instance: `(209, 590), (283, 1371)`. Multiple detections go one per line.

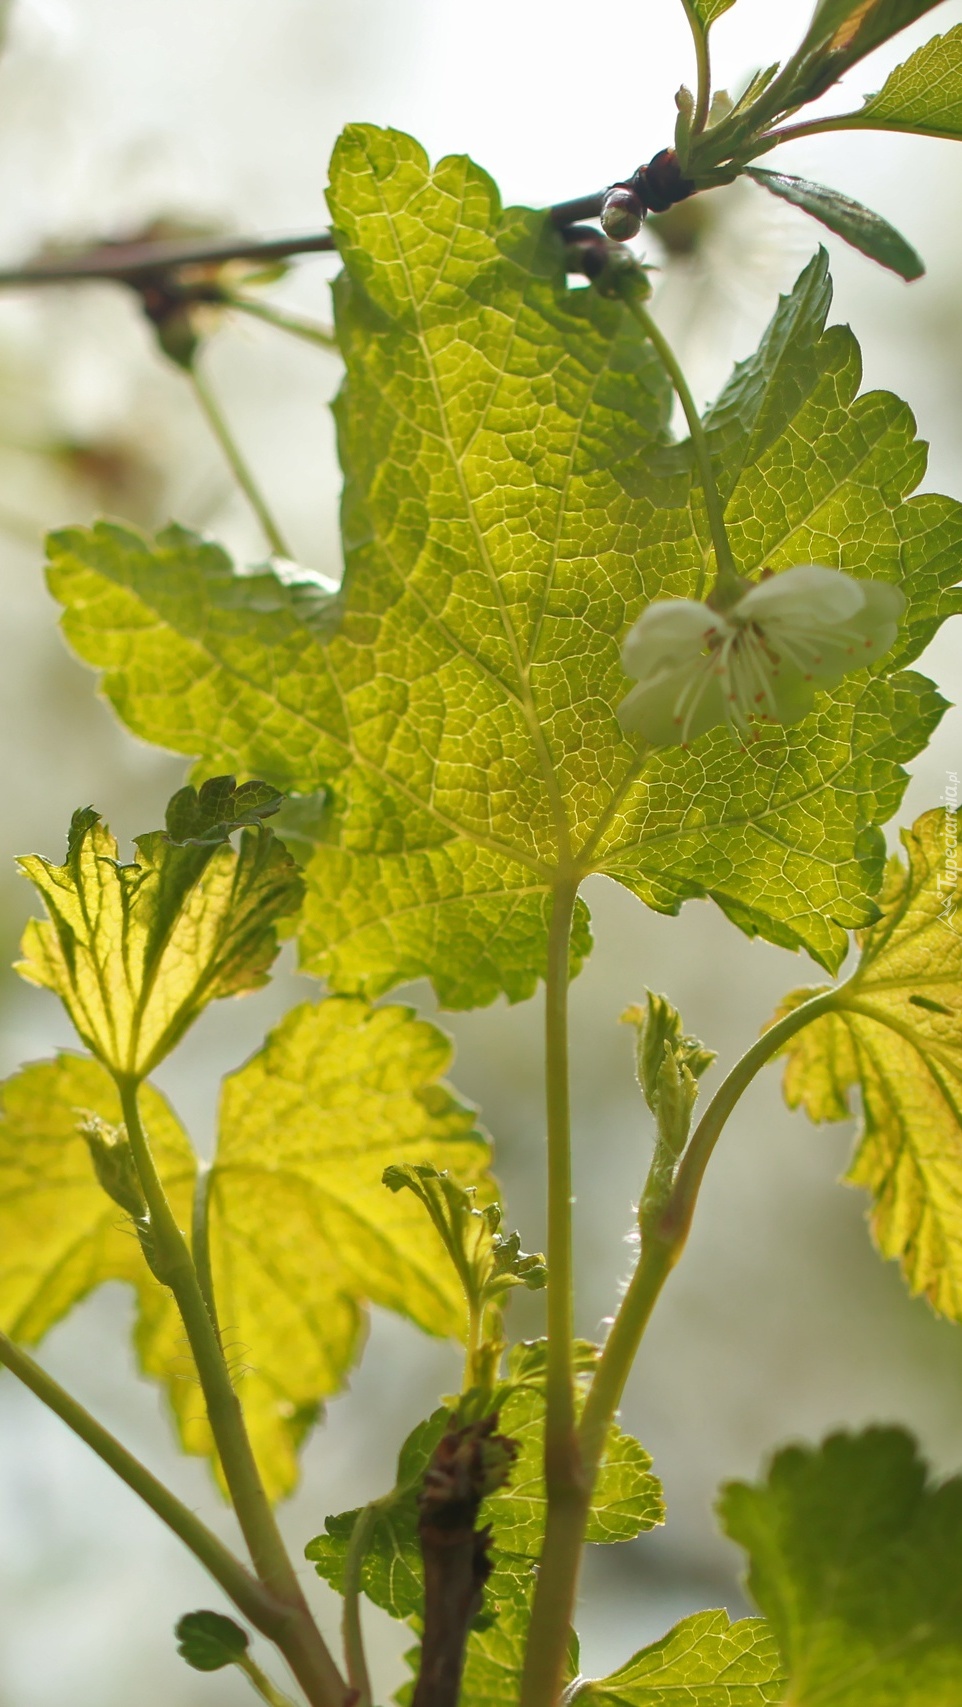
(773, 808), (962, 1319)
(852, 24), (962, 139)
(16, 780), (301, 1079)
(719, 1427), (962, 1706)
(747, 170), (924, 279)
(45, 133), (962, 1000)
(0, 996), (491, 1500)
(200, 995), (493, 1498)
(570, 1610), (785, 1705)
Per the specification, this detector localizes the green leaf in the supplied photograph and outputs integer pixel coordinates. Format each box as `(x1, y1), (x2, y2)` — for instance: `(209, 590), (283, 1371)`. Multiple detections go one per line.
(0, 999), (491, 1501)
(719, 1427), (962, 1706)
(685, 0), (739, 28)
(853, 23), (962, 138)
(45, 135), (962, 996)
(703, 249), (833, 501)
(16, 782), (302, 1079)
(772, 808), (962, 1320)
(747, 169), (924, 279)
(309, 1341), (660, 1704)
(201, 996), (493, 1498)
(307, 1340), (663, 1616)
(804, 0), (947, 64)
(0, 1054), (194, 1351)
(175, 1610), (249, 1672)
(571, 1610), (785, 1704)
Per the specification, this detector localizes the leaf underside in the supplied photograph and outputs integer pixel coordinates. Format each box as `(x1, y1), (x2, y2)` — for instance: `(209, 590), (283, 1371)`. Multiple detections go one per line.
(45, 131), (961, 1006)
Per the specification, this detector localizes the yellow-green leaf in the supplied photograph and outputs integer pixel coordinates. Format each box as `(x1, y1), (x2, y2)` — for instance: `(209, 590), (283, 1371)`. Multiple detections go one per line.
(850, 23), (962, 139)
(202, 996), (492, 1497)
(16, 781), (302, 1080)
(772, 807), (962, 1316)
(0, 998), (491, 1501)
(0, 1052), (195, 1398)
(571, 1609), (785, 1705)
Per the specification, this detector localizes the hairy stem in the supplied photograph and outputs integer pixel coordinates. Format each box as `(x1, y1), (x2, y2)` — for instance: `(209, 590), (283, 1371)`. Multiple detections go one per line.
(117, 1077), (347, 1707)
(188, 361), (292, 558)
(622, 294), (740, 599)
(578, 984), (841, 1470)
(238, 1655), (301, 1707)
(0, 1328), (280, 1633)
(223, 293), (338, 350)
(680, 1), (712, 137)
(519, 875), (589, 1707)
(342, 1502), (381, 1707)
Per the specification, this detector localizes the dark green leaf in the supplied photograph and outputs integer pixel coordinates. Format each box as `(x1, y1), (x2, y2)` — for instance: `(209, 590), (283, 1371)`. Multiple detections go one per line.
(175, 1610), (249, 1672)
(719, 1428), (962, 1705)
(703, 249), (833, 501)
(747, 169), (924, 279)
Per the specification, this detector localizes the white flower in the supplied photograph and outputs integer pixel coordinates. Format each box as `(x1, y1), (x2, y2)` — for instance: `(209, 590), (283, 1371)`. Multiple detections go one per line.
(618, 565), (905, 748)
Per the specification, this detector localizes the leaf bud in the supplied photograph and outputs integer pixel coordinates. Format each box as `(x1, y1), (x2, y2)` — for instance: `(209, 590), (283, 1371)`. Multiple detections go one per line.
(601, 185), (646, 242)
(80, 1116), (147, 1221)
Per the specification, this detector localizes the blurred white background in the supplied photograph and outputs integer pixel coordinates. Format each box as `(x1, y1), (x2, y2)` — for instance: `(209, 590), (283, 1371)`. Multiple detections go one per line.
(0, 0), (962, 1701)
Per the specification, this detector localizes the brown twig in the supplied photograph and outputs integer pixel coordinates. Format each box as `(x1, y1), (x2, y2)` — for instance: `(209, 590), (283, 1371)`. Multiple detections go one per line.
(411, 1416), (517, 1707)
(0, 150), (701, 296)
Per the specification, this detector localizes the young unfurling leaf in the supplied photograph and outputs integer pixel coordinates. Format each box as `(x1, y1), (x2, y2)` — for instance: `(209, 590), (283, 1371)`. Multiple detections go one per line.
(771, 809), (962, 1319)
(383, 1163), (545, 1390)
(719, 1428), (962, 1706)
(15, 780), (302, 1080)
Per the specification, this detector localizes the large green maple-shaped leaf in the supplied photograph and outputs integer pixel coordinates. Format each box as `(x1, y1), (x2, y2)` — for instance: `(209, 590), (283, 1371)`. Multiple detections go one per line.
(850, 24), (962, 139)
(719, 1428), (962, 1706)
(772, 808), (962, 1320)
(0, 998), (491, 1501)
(16, 779), (301, 1079)
(571, 1610), (784, 1705)
(46, 130), (961, 1004)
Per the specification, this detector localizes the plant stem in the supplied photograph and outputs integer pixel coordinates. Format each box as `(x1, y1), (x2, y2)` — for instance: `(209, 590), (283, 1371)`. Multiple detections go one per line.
(0, 1327), (280, 1633)
(519, 875), (589, 1707)
(117, 1077), (347, 1707)
(223, 293), (338, 350)
(239, 1653), (302, 1707)
(188, 361), (293, 559)
(578, 984), (841, 1470)
(622, 294), (741, 600)
(680, 1), (712, 137)
(342, 1502), (381, 1707)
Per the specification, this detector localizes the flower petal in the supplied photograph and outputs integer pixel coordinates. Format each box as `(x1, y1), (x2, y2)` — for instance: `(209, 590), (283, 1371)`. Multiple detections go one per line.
(621, 600), (728, 678)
